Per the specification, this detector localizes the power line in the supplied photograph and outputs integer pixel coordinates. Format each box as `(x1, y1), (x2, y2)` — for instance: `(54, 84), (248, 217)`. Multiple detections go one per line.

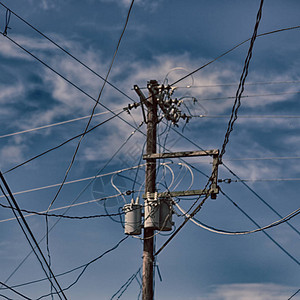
(4, 110), (125, 174)
(0, 1), (135, 103)
(222, 163), (300, 237)
(0, 281), (31, 300)
(2, 121), (143, 286)
(188, 91), (300, 102)
(288, 288), (300, 300)
(219, 0), (264, 161)
(1, 236), (129, 296)
(0, 163), (145, 200)
(0, 110), (117, 139)
(109, 267), (142, 300)
(220, 189), (300, 266)
(174, 79), (300, 89)
(0, 172), (68, 299)
(224, 156), (300, 161)
(174, 199), (300, 235)
(191, 114), (300, 119)
(0, 193), (128, 223)
(46, 0), (135, 213)
(170, 23), (300, 87)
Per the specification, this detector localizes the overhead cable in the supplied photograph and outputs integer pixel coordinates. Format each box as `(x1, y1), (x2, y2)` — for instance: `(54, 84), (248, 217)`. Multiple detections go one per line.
(170, 22), (299, 87)
(219, 0), (264, 161)
(174, 200), (300, 235)
(0, 173), (67, 299)
(220, 189), (300, 266)
(3, 121), (143, 285)
(4, 110), (125, 174)
(46, 0), (135, 213)
(0, 281), (31, 300)
(222, 163), (300, 237)
(0, 1), (135, 103)
(0, 110), (116, 139)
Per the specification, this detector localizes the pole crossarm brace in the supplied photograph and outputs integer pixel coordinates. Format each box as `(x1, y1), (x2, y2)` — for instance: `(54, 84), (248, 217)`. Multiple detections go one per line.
(143, 149), (219, 160)
(143, 149), (220, 200)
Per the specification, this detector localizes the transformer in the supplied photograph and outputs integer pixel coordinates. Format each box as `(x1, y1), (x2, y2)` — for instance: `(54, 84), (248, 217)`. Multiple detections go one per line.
(123, 201), (142, 235)
(159, 197), (173, 231)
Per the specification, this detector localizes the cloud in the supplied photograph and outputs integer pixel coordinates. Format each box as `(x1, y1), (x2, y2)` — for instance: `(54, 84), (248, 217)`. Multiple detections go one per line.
(197, 283), (296, 300)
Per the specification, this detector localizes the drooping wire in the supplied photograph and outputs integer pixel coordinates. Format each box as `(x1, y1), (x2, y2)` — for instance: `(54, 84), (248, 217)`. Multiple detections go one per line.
(222, 163), (300, 237)
(2, 122), (143, 286)
(220, 189), (300, 266)
(174, 198), (300, 236)
(34, 236), (129, 300)
(0, 173), (67, 299)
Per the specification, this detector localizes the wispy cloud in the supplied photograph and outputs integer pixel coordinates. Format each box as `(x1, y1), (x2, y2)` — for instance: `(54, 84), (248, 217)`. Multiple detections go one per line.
(196, 283), (296, 300)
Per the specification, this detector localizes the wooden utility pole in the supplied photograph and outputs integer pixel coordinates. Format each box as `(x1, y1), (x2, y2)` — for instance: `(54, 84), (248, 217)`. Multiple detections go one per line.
(142, 80), (158, 300)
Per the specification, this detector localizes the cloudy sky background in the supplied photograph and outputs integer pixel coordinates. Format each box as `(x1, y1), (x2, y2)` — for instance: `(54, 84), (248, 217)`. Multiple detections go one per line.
(0, 0), (299, 299)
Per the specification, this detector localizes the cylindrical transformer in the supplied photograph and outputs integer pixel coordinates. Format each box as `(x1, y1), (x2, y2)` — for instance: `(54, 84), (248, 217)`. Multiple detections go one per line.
(159, 197), (173, 231)
(123, 203), (142, 235)
(144, 199), (160, 229)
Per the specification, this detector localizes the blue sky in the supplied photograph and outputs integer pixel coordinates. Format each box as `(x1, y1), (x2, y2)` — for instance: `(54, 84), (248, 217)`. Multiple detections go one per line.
(0, 0), (299, 299)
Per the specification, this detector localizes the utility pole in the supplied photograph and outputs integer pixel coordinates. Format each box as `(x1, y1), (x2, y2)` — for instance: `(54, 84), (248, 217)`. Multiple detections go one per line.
(143, 80), (158, 300)
(128, 80), (220, 300)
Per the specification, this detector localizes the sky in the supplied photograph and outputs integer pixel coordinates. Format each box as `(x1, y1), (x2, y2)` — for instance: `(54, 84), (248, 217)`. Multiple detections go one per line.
(0, 0), (299, 299)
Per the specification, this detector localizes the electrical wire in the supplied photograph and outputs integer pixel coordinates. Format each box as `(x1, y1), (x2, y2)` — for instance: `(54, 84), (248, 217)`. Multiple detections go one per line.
(174, 199), (300, 235)
(190, 114), (300, 119)
(0, 109), (118, 140)
(0, 281), (31, 300)
(0, 2), (135, 103)
(0, 193), (128, 223)
(288, 288), (300, 300)
(0, 173), (67, 299)
(220, 189), (300, 266)
(170, 23), (300, 87)
(0, 236), (129, 294)
(219, 0), (264, 161)
(0, 163), (146, 201)
(2, 121), (144, 286)
(222, 163), (300, 237)
(46, 0), (135, 213)
(4, 110), (125, 174)
(109, 267), (142, 300)
(174, 79), (300, 89)
(183, 91), (300, 102)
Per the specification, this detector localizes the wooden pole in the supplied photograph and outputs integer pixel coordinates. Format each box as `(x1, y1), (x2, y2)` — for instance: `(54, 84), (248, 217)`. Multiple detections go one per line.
(142, 80), (158, 300)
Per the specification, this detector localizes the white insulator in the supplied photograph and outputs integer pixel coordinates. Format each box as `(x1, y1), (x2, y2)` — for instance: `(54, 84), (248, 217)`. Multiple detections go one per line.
(123, 204), (142, 235)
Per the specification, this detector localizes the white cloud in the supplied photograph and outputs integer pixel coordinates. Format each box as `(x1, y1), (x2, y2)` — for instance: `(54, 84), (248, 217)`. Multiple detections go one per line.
(197, 283), (296, 300)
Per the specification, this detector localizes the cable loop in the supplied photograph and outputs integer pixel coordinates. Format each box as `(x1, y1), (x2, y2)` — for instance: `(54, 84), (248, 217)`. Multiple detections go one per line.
(3, 8), (11, 36)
